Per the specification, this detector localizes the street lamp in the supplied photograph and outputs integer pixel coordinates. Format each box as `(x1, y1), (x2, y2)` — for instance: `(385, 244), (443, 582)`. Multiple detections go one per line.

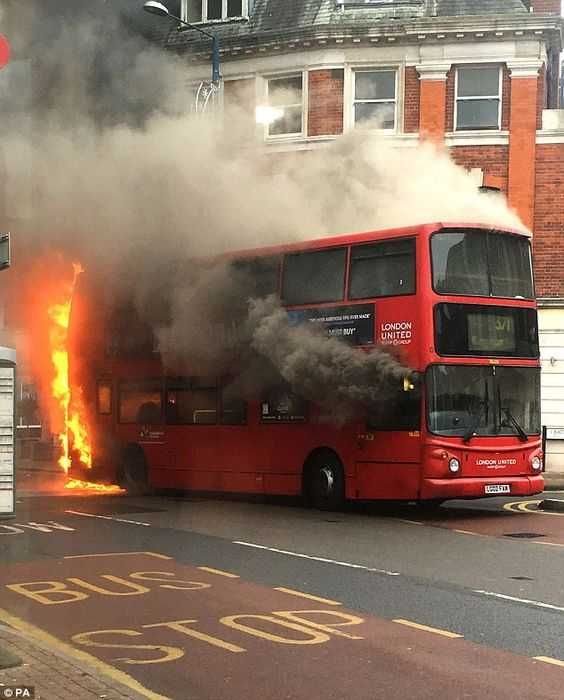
(143, 1), (221, 85)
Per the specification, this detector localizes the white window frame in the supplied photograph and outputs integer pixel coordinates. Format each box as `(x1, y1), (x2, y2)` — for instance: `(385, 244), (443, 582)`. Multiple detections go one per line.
(263, 72), (307, 140)
(182, 0), (248, 23)
(454, 65), (503, 132)
(351, 68), (398, 132)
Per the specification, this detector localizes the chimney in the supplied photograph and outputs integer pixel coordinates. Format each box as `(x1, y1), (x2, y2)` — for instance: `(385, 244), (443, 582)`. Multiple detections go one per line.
(529, 1), (561, 15)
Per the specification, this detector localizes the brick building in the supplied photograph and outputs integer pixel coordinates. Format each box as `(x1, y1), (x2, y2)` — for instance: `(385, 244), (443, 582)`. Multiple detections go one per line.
(1, 1), (563, 467)
(148, 0), (564, 469)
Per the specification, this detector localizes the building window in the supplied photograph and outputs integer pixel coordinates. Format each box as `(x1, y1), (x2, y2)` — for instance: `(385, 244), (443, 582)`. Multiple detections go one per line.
(353, 70), (397, 129)
(266, 75), (304, 137)
(182, 0), (247, 22)
(455, 66), (501, 131)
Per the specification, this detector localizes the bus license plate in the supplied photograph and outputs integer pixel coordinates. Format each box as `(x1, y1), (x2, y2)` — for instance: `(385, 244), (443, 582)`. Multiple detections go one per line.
(485, 484), (510, 494)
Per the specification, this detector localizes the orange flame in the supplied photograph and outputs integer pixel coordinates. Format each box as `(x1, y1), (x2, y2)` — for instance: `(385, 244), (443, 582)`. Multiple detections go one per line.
(64, 479), (124, 493)
(48, 263), (92, 474)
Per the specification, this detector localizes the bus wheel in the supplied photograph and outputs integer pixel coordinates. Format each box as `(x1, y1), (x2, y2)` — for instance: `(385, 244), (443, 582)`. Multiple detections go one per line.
(118, 446), (150, 496)
(307, 452), (345, 511)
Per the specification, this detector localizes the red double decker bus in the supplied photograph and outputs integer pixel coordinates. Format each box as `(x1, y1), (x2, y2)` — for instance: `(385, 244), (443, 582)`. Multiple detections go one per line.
(71, 222), (543, 507)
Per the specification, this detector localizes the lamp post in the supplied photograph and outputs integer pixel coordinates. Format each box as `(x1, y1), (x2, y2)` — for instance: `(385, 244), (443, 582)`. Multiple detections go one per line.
(143, 1), (220, 85)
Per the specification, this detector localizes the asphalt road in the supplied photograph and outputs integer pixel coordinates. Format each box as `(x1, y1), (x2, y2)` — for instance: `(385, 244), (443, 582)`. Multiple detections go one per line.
(1, 487), (563, 699)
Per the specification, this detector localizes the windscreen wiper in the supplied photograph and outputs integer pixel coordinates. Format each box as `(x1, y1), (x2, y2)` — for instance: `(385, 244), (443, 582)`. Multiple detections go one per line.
(463, 383), (489, 444)
(501, 406), (528, 442)
(463, 409), (482, 443)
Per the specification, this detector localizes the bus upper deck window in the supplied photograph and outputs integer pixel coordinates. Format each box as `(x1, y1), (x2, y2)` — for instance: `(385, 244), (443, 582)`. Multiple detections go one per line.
(350, 238), (415, 299)
(282, 248), (346, 305)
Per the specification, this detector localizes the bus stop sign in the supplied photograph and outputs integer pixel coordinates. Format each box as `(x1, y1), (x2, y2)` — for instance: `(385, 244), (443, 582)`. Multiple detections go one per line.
(0, 34), (10, 68)
(0, 35), (10, 70)
(0, 233), (10, 270)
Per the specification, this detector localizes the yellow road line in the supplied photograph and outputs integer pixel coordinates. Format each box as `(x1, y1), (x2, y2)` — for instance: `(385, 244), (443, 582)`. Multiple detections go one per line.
(504, 500), (564, 517)
(273, 587), (342, 606)
(64, 551), (172, 560)
(393, 619), (463, 639)
(197, 566), (240, 578)
(533, 656), (564, 668)
(0, 607), (171, 700)
(504, 500), (540, 513)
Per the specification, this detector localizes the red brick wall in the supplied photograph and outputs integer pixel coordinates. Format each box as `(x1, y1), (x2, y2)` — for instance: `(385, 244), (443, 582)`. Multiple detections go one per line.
(450, 145), (509, 192)
(445, 68), (455, 132)
(501, 66), (511, 130)
(508, 76), (538, 229)
(537, 63), (546, 129)
(223, 78), (256, 141)
(420, 79), (446, 141)
(534, 144), (564, 297)
(404, 66), (420, 133)
(531, 0), (561, 14)
(308, 69), (344, 137)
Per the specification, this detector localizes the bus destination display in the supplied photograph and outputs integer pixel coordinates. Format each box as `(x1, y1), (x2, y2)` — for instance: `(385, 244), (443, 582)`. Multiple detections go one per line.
(467, 313), (516, 353)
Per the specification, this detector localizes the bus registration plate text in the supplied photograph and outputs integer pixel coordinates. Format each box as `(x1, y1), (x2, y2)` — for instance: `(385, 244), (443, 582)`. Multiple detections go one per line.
(485, 484), (510, 494)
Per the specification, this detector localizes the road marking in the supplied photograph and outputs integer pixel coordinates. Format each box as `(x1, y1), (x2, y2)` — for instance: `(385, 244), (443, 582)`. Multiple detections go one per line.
(197, 566), (239, 578)
(535, 541), (564, 548)
(393, 619), (463, 639)
(65, 510), (151, 526)
(64, 552), (172, 560)
(0, 521), (76, 535)
(397, 519), (424, 526)
(504, 500), (564, 517)
(534, 656), (564, 668)
(273, 587), (341, 606)
(143, 620), (246, 654)
(0, 606), (171, 700)
(453, 529), (483, 536)
(474, 590), (564, 613)
(234, 541), (400, 576)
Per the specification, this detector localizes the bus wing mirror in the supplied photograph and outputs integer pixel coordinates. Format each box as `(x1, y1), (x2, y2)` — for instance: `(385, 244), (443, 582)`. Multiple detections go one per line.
(0, 233), (10, 270)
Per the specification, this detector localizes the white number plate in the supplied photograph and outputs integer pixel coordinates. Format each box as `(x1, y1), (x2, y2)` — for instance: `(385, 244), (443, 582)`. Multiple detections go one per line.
(485, 484), (510, 494)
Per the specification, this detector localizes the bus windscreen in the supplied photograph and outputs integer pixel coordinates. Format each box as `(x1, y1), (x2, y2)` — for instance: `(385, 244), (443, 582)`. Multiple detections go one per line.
(431, 229), (533, 299)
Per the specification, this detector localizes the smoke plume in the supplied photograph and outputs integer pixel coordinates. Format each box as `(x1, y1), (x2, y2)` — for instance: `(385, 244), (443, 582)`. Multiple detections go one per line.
(0, 1), (525, 423)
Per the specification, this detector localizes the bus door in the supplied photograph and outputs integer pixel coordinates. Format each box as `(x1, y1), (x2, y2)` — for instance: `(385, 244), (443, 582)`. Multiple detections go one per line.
(164, 377), (220, 490)
(355, 384), (422, 500)
(216, 386), (263, 494)
(117, 378), (171, 472)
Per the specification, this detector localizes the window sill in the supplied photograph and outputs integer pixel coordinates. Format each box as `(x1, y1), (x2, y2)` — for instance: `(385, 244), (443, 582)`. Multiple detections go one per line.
(445, 131), (509, 147)
(265, 132), (306, 142)
(177, 16), (249, 29)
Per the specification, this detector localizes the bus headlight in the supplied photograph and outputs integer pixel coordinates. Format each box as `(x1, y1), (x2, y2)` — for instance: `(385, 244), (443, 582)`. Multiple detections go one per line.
(449, 458), (461, 474)
(531, 455), (542, 471)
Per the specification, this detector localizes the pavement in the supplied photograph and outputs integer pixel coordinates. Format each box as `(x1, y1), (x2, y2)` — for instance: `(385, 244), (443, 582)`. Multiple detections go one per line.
(0, 621), (148, 700)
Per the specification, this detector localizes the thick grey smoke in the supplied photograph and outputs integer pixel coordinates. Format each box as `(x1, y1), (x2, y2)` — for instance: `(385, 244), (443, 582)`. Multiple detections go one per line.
(248, 296), (409, 421)
(0, 1), (525, 420)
